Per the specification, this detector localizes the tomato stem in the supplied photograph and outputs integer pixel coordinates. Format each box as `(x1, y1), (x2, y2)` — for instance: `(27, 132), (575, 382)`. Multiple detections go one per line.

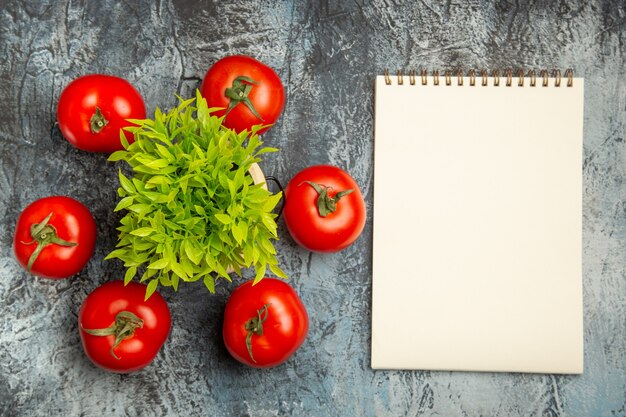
(300, 181), (354, 217)
(224, 76), (264, 122)
(82, 311), (144, 360)
(244, 303), (271, 363)
(90, 106), (109, 133)
(20, 212), (78, 271)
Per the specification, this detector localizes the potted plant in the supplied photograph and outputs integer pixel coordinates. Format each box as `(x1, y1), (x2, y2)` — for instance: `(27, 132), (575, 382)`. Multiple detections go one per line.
(106, 91), (286, 299)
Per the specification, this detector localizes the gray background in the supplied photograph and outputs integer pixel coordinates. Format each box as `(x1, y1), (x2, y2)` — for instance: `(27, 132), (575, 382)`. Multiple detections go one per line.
(1, 1), (624, 416)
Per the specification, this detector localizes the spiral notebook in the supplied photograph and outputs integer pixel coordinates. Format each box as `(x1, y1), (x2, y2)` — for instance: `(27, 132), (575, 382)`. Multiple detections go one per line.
(371, 70), (584, 374)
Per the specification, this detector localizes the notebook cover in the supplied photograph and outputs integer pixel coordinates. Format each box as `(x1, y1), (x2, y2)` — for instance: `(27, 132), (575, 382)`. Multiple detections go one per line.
(371, 75), (584, 374)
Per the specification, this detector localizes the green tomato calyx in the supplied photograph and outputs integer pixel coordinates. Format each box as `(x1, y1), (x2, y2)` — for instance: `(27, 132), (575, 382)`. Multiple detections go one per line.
(301, 181), (354, 217)
(82, 311), (144, 360)
(90, 106), (109, 133)
(244, 303), (271, 363)
(21, 212), (78, 271)
(224, 76), (264, 122)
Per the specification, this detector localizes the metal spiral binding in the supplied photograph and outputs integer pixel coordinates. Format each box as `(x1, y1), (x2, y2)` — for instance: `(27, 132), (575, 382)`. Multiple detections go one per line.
(383, 68), (574, 87)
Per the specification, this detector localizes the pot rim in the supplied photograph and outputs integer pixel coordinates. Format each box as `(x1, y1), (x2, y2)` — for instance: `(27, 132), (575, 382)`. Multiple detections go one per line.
(249, 163), (268, 190)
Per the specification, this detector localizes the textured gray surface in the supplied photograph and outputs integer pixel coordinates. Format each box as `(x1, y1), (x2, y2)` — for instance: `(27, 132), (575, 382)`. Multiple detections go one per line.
(0, 1), (624, 416)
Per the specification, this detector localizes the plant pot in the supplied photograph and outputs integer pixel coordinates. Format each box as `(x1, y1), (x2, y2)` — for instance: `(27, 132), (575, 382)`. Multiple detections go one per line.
(248, 162), (268, 190)
(108, 94), (286, 296)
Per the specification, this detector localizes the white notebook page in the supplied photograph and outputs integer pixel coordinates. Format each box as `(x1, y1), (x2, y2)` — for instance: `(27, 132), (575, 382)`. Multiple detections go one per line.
(371, 75), (584, 373)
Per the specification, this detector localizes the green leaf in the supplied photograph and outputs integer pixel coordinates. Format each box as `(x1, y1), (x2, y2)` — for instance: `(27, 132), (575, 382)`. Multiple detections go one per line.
(163, 219), (181, 231)
(109, 150), (128, 162)
(246, 188), (270, 204)
(159, 273), (172, 287)
(269, 263), (288, 279)
(124, 266), (137, 285)
(215, 213), (232, 224)
(130, 227), (156, 237)
(133, 240), (155, 251)
(114, 196), (135, 211)
(243, 243), (254, 266)
(144, 159), (170, 169)
(120, 129), (130, 149)
(171, 274), (180, 291)
(183, 240), (204, 265)
(205, 252), (217, 271)
(238, 220), (249, 242)
(145, 279), (159, 300)
(261, 213), (278, 237)
(143, 191), (171, 204)
(254, 147), (279, 156)
(214, 260), (230, 280)
(251, 124), (272, 136)
(146, 176), (172, 187)
(171, 261), (188, 281)
(252, 245), (261, 263)
(179, 177), (188, 193)
(263, 192), (283, 212)
(150, 233), (166, 243)
(140, 268), (157, 283)
(165, 189), (178, 202)
(128, 204), (153, 220)
(232, 222), (243, 245)
(259, 237), (277, 255)
(180, 256), (195, 276)
(132, 178), (146, 193)
(228, 179), (236, 199)
(155, 143), (174, 161)
(148, 258), (170, 269)
(203, 275), (215, 293)
(218, 230), (233, 246)
(118, 170), (135, 194)
(105, 248), (127, 260)
(253, 263), (266, 285)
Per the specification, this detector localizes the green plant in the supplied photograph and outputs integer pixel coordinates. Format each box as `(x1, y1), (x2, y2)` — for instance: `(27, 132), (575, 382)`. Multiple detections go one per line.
(106, 91), (286, 299)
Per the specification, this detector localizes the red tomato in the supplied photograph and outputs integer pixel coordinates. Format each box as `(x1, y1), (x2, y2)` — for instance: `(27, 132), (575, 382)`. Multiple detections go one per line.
(13, 196), (96, 279)
(200, 55), (285, 134)
(78, 281), (171, 373)
(223, 278), (308, 368)
(283, 165), (366, 253)
(57, 74), (146, 153)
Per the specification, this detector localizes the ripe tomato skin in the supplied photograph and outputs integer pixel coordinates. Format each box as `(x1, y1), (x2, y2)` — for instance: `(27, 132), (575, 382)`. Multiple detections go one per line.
(223, 278), (308, 368)
(200, 55), (285, 134)
(13, 196), (96, 279)
(57, 74), (146, 153)
(78, 281), (171, 373)
(283, 165), (367, 253)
